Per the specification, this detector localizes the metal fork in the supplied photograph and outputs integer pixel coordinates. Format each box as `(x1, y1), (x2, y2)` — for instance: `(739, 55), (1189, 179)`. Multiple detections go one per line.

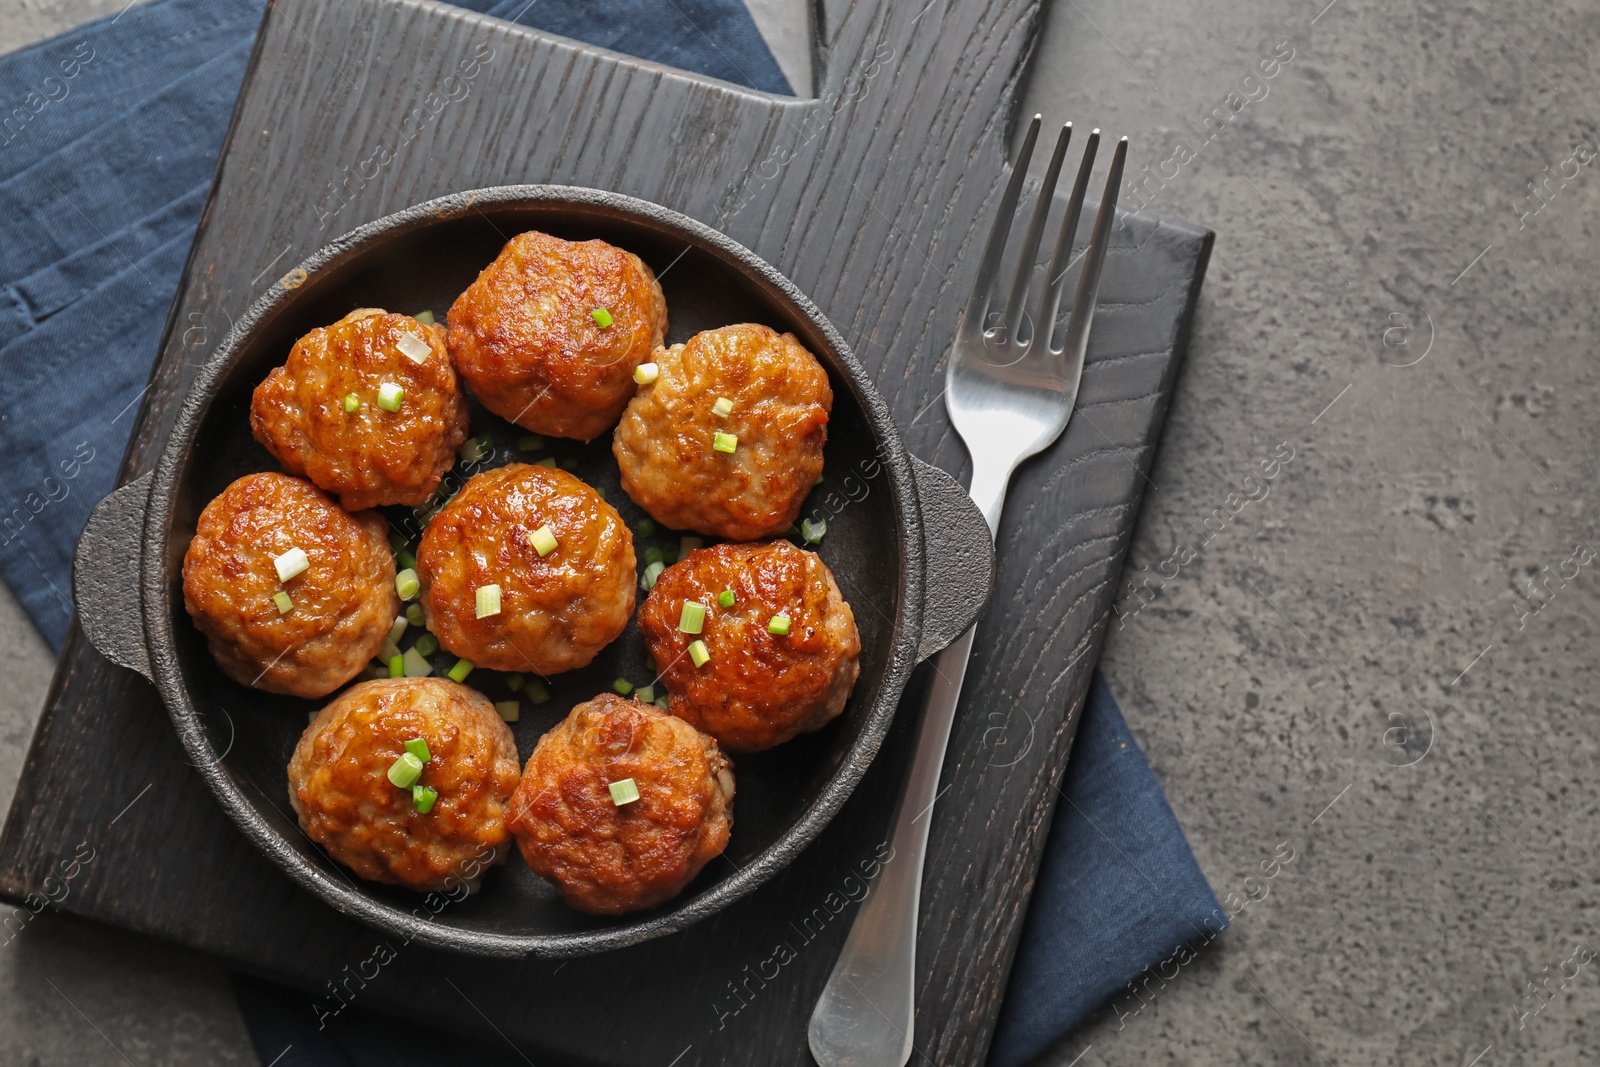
(808, 116), (1127, 1067)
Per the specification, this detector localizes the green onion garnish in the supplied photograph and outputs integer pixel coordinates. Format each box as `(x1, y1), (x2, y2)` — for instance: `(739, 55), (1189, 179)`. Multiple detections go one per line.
(718, 589), (735, 608)
(406, 603), (425, 626)
(475, 583), (502, 619)
(274, 547), (309, 582)
(645, 656), (657, 672)
(402, 647), (432, 677)
(641, 561), (665, 591)
(713, 431), (738, 453)
(377, 382), (405, 411)
(389, 655), (404, 678)
(768, 614), (792, 636)
(396, 549), (417, 571)
(387, 752), (424, 789)
(531, 525), (558, 557)
(655, 696), (670, 711)
(446, 658), (474, 683)
(801, 517), (827, 544)
(395, 568), (420, 600)
(309, 710), (320, 724)
(506, 673), (525, 692)
(596, 487), (606, 500)
(343, 393), (360, 414)
(633, 362), (658, 385)
(517, 434), (545, 451)
(679, 601), (707, 634)
(680, 536), (703, 554)
(382, 635), (403, 662)
(396, 333), (431, 364)
(645, 546), (664, 565)
(404, 737), (431, 763)
(591, 307), (614, 328)
(688, 639), (710, 667)
(636, 685), (655, 704)
(413, 633), (438, 657)
(526, 677), (551, 704)
(712, 397), (733, 418)
(273, 591), (293, 614)
(535, 457), (557, 468)
(608, 778), (640, 805)
(637, 519), (656, 538)
(613, 677), (634, 696)
(388, 615), (408, 643)
(458, 436), (490, 463)
(413, 310), (436, 325)
(495, 700), (520, 723)
(413, 784), (438, 813)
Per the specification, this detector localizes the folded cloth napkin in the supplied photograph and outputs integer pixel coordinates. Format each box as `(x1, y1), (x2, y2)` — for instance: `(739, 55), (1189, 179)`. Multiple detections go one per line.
(0, 3), (1223, 1063)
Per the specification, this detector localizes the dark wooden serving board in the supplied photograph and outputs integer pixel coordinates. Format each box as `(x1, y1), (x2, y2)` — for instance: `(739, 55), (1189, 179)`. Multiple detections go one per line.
(0, 0), (1211, 1063)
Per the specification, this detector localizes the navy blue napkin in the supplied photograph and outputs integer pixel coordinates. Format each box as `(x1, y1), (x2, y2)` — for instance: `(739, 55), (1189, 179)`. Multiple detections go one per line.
(0, 2), (1222, 1063)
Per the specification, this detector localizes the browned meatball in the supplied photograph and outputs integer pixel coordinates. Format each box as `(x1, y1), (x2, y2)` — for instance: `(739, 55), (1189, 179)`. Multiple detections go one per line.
(613, 324), (831, 541)
(182, 473), (398, 698)
(251, 308), (470, 511)
(507, 693), (733, 914)
(289, 678), (522, 892)
(640, 541), (860, 752)
(417, 463), (635, 675)
(446, 231), (667, 441)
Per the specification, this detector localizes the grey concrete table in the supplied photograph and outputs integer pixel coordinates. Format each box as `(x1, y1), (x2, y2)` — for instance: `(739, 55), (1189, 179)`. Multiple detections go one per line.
(4, 0), (1598, 1064)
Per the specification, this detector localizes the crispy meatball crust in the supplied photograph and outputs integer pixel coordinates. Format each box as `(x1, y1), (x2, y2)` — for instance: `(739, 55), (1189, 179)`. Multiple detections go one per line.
(251, 308), (470, 511)
(507, 693), (733, 914)
(418, 463), (635, 674)
(182, 473), (399, 698)
(289, 678), (522, 892)
(640, 541), (860, 752)
(613, 323), (831, 541)
(446, 231), (667, 441)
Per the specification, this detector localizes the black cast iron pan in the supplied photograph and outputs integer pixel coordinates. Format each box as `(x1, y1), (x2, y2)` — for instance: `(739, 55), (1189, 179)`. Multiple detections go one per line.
(72, 186), (993, 957)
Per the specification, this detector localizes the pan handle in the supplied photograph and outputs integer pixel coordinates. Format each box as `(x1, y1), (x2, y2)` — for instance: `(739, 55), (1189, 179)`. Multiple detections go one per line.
(73, 473), (154, 680)
(909, 456), (994, 662)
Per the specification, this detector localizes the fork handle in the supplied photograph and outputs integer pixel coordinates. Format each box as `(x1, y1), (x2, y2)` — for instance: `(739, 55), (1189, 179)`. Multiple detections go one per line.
(808, 472), (1008, 1067)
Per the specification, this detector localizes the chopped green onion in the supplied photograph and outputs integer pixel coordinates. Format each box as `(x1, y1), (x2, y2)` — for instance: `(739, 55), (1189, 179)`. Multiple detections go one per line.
(635, 685), (655, 704)
(274, 547), (309, 582)
(815, 472), (825, 485)
(395, 568), (420, 600)
(388, 655), (404, 678)
(645, 546), (664, 565)
(531, 525), (558, 557)
(404, 737), (431, 763)
(446, 658), (474, 683)
(633, 362), (658, 385)
(655, 696), (670, 711)
(518, 435), (545, 451)
(396, 333), (431, 364)
(495, 700), (520, 723)
(596, 487), (606, 500)
(679, 536), (703, 556)
(406, 603), (425, 627)
(679, 601), (707, 635)
(377, 382), (405, 411)
(612, 677), (634, 696)
(458, 436), (490, 463)
(525, 677), (551, 705)
(712, 396), (733, 418)
(713, 431), (738, 453)
(396, 549), (417, 571)
(361, 662), (387, 681)
(535, 457), (557, 468)
(309, 710), (320, 724)
(608, 778), (640, 805)
(413, 633), (438, 656)
(273, 591), (294, 614)
(388, 615), (408, 643)
(591, 307), (614, 328)
(413, 310), (436, 325)
(768, 614), (792, 636)
(645, 656), (657, 672)
(718, 589), (736, 608)
(403, 647), (432, 677)
(641, 561), (665, 591)
(382, 636), (403, 662)
(687, 640), (710, 667)
(413, 784), (438, 813)
(506, 673), (525, 692)
(388, 752), (424, 789)
(801, 517), (827, 544)
(637, 519), (656, 538)
(343, 393), (360, 414)
(475, 583), (502, 619)
(662, 546), (679, 565)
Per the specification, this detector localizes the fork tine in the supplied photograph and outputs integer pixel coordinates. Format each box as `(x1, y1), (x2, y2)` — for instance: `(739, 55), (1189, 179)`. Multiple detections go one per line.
(1001, 123), (1072, 343)
(1033, 129), (1099, 352)
(961, 114), (1041, 336)
(1055, 136), (1128, 364)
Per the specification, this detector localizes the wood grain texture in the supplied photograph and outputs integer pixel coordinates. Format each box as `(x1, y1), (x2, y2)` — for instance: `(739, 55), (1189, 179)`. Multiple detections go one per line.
(0, 0), (1211, 1062)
